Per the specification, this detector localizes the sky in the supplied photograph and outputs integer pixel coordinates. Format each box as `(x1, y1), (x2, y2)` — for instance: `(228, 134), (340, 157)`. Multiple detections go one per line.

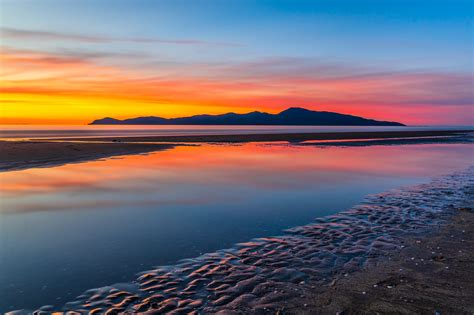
(0, 0), (473, 125)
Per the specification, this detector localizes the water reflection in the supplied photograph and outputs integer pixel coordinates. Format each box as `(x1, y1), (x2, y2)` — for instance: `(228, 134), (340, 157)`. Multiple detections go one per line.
(0, 142), (472, 311)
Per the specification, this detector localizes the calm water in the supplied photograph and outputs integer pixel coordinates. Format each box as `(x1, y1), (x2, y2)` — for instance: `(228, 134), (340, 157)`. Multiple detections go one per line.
(0, 142), (473, 311)
(1, 124), (473, 139)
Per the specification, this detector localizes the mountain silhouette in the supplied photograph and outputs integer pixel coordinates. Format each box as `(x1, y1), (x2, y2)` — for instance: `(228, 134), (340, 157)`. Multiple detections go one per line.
(90, 107), (404, 126)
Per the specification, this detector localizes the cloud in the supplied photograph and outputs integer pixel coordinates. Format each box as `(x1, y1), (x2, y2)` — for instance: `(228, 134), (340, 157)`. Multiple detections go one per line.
(0, 27), (240, 47)
(1, 27), (109, 43)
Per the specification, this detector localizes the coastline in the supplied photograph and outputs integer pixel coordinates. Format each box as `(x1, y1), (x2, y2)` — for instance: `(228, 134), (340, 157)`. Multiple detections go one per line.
(21, 167), (472, 314)
(46, 129), (473, 143)
(2, 130), (473, 313)
(1, 130), (472, 172)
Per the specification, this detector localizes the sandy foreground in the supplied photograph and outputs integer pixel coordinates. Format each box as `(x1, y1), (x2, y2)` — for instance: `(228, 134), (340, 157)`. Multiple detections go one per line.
(1, 130), (472, 172)
(288, 204), (474, 314)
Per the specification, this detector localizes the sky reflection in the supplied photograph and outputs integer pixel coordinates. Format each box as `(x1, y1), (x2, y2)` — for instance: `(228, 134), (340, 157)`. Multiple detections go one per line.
(0, 142), (473, 311)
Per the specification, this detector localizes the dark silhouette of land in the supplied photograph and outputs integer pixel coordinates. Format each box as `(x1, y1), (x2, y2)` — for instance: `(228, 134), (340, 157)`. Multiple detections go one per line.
(90, 107), (405, 126)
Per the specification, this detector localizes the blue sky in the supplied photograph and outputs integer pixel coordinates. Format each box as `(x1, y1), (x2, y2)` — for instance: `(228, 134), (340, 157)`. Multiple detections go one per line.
(2, 0), (472, 69)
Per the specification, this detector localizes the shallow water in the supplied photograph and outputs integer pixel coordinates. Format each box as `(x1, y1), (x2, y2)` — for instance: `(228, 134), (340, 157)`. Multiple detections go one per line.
(0, 142), (472, 312)
(60, 168), (474, 314)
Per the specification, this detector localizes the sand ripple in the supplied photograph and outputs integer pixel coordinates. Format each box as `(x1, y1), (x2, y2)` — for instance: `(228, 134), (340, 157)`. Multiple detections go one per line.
(29, 167), (473, 314)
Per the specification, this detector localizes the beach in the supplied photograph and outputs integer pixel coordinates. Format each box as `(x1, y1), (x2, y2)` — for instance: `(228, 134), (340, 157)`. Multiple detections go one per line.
(289, 203), (474, 314)
(4, 1), (473, 313)
(1, 131), (473, 313)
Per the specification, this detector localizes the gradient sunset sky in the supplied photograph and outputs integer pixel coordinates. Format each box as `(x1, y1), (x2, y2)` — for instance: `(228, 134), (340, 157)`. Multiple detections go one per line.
(1, 0), (473, 125)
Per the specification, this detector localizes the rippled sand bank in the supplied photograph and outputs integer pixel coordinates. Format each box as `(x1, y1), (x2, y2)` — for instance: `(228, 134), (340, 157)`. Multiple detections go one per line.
(288, 204), (474, 314)
(21, 167), (473, 314)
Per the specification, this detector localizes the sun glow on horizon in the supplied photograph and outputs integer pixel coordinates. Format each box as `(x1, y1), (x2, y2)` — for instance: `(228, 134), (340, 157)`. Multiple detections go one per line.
(1, 0), (472, 125)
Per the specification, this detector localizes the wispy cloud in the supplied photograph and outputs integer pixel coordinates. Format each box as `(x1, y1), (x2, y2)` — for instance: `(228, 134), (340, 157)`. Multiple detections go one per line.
(0, 27), (240, 47)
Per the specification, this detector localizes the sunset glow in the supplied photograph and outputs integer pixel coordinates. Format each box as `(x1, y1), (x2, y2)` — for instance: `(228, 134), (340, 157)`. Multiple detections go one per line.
(1, 2), (473, 313)
(1, 0), (473, 125)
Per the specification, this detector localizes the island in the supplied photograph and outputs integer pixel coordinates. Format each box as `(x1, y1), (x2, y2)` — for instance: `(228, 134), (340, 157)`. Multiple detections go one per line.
(90, 107), (405, 126)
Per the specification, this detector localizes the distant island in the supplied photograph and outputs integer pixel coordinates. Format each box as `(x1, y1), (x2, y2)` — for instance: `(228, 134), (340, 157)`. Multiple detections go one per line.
(90, 107), (405, 126)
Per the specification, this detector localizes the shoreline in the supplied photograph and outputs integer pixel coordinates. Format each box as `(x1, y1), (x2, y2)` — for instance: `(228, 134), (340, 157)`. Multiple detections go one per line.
(22, 167), (473, 314)
(45, 129), (473, 143)
(1, 130), (472, 172)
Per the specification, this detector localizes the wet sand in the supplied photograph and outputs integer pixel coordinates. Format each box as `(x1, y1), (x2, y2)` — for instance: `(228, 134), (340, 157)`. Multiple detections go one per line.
(47, 129), (473, 143)
(288, 205), (474, 314)
(0, 141), (175, 171)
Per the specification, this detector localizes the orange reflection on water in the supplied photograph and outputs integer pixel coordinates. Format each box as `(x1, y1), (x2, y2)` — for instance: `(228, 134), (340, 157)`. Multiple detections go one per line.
(1, 142), (471, 200)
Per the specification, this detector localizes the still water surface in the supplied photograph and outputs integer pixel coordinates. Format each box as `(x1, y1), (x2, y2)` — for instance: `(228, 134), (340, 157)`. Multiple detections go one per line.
(0, 142), (472, 311)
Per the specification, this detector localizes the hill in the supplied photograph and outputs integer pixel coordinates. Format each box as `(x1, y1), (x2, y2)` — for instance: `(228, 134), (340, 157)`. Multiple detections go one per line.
(90, 107), (404, 126)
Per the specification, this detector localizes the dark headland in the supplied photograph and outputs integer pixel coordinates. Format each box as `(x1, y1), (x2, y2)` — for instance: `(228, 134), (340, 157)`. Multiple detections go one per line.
(90, 107), (405, 126)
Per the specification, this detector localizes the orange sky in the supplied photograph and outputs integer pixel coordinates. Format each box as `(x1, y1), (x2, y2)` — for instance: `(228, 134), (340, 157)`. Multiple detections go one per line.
(1, 45), (473, 125)
(1, 1), (473, 126)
